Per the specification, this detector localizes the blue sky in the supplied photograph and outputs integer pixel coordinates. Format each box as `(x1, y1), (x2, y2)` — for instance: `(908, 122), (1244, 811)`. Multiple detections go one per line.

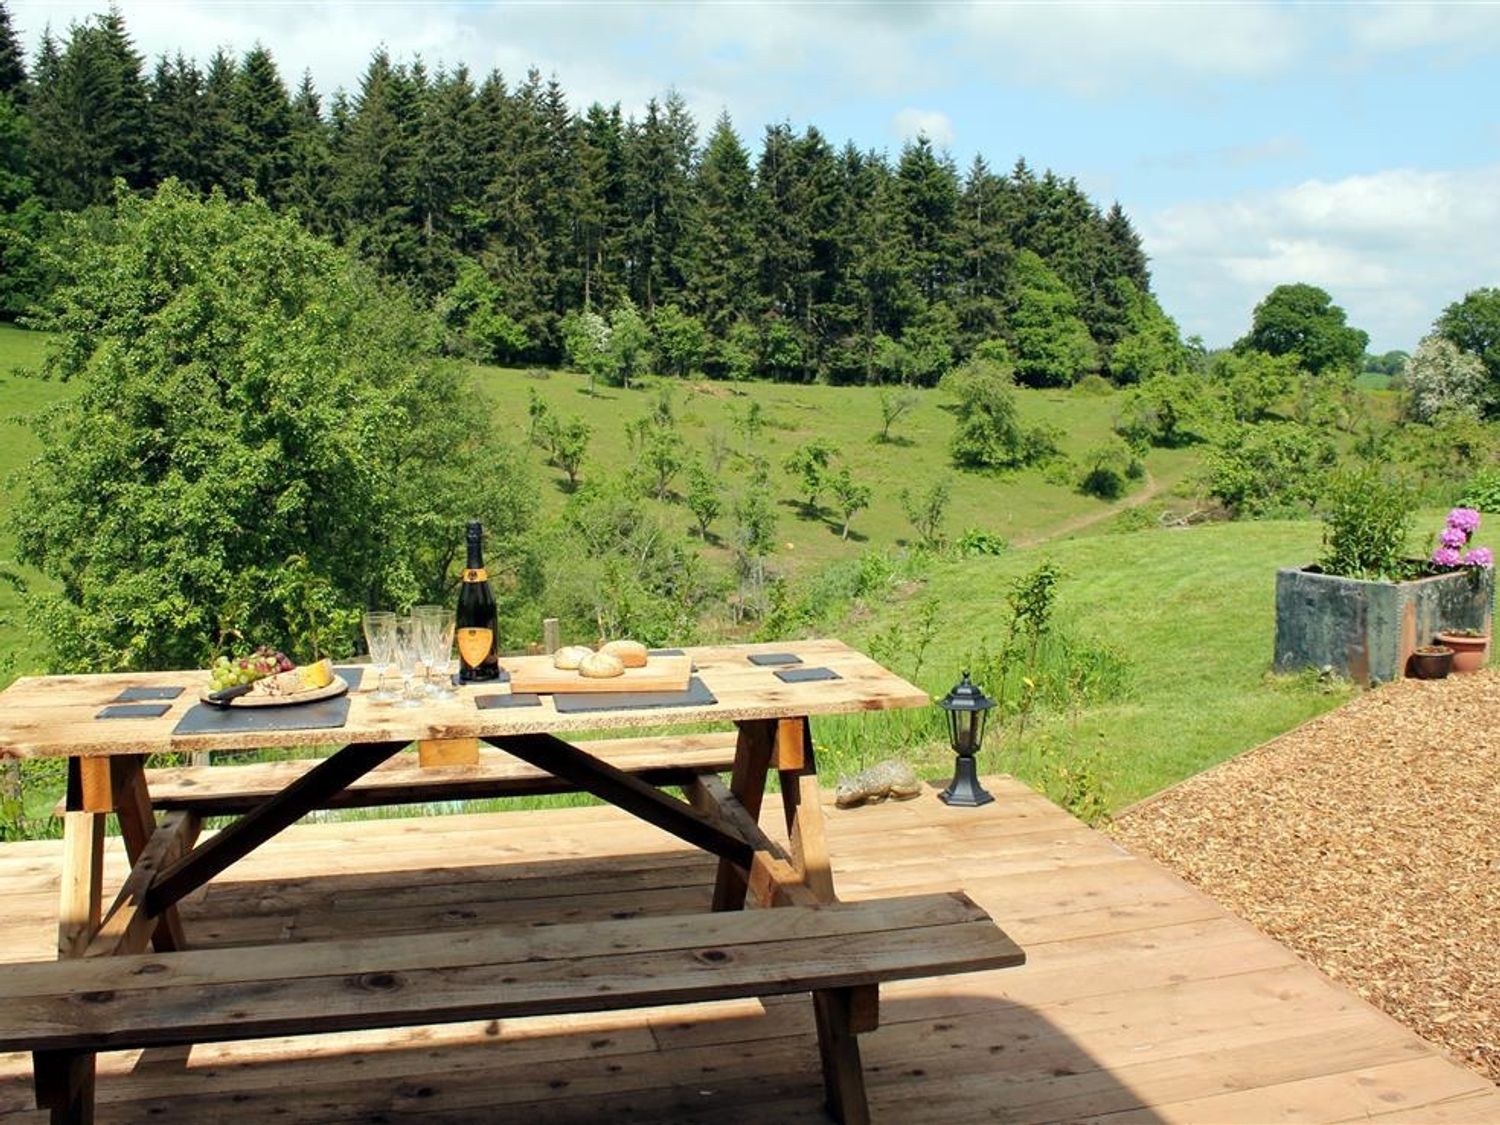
(12, 1), (1500, 352)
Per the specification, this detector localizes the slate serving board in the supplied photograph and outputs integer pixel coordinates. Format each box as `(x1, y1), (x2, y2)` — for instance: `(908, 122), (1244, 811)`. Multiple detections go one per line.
(550, 676), (717, 714)
(96, 703), (173, 720)
(748, 652), (802, 666)
(775, 666), (841, 683)
(173, 696), (352, 736)
(111, 686), (185, 703)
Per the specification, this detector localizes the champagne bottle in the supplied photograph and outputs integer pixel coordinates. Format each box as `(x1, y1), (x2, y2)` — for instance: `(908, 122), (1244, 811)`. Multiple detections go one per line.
(455, 521), (500, 683)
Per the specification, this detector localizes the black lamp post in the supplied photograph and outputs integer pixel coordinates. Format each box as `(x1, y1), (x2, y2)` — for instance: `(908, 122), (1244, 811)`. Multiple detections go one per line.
(938, 671), (995, 807)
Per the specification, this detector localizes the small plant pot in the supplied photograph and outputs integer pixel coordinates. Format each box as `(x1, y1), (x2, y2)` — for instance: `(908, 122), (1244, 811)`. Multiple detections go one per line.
(1434, 632), (1489, 674)
(1408, 645), (1453, 680)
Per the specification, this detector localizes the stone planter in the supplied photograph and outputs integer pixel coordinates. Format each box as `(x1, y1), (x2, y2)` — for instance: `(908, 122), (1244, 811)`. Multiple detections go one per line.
(1274, 564), (1494, 685)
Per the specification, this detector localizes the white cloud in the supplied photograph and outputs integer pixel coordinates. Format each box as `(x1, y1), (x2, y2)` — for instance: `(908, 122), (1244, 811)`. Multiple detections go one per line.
(891, 108), (954, 148)
(1142, 166), (1500, 352)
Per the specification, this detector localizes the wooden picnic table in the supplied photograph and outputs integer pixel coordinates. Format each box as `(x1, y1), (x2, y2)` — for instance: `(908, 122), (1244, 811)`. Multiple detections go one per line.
(0, 639), (1024, 1124)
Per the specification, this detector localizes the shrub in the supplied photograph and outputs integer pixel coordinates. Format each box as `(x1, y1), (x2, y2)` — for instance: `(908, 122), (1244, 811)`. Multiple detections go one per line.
(955, 527), (1009, 557)
(1204, 422), (1336, 518)
(1077, 437), (1142, 500)
(1404, 334), (1490, 423)
(1459, 466), (1500, 514)
(1317, 468), (1417, 580)
(12, 183), (541, 671)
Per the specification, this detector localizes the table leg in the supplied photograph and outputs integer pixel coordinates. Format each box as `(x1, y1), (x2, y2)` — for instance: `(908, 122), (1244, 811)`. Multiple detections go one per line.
(776, 717), (836, 903)
(109, 756), (187, 952)
(49, 760), (106, 1122)
(711, 720), (774, 911)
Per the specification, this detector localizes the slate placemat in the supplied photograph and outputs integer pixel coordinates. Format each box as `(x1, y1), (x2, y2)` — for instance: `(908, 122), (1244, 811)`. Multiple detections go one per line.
(551, 676), (717, 714)
(96, 702), (173, 720)
(648, 648), (685, 656)
(111, 686), (185, 703)
(748, 652), (802, 666)
(475, 692), (542, 709)
(333, 666), (366, 690)
(774, 666), (841, 683)
(173, 696), (351, 736)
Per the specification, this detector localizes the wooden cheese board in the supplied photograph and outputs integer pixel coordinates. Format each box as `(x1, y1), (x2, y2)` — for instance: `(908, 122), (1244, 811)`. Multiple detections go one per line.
(198, 676), (350, 708)
(501, 654), (692, 695)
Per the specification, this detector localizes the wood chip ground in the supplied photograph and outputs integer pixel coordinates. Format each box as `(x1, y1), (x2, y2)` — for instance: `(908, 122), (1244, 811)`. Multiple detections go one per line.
(1110, 669), (1500, 1085)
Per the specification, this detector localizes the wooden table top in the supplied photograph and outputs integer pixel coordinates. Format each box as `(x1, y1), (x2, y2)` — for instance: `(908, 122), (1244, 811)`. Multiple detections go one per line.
(0, 639), (928, 760)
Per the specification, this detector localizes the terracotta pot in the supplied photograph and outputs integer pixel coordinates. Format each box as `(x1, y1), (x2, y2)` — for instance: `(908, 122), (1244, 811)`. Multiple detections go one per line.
(1408, 645), (1453, 680)
(1434, 632), (1489, 674)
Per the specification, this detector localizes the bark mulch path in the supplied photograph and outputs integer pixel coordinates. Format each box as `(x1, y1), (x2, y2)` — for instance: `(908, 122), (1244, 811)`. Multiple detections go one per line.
(1109, 668), (1500, 1084)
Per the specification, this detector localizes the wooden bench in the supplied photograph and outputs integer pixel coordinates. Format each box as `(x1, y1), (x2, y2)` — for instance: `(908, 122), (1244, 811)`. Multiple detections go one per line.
(2, 890), (1024, 1125)
(56, 733), (742, 816)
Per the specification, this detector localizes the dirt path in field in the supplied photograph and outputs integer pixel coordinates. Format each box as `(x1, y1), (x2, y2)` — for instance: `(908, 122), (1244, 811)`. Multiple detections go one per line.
(1013, 468), (1163, 548)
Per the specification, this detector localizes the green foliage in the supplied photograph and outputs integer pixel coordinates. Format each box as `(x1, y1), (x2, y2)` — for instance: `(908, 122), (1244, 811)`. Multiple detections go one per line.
(783, 437), (839, 513)
(942, 355), (1056, 470)
(609, 299), (650, 387)
(900, 477), (952, 548)
(650, 303), (708, 377)
(1236, 283), (1368, 376)
(826, 464), (873, 541)
(1113, 372), (1215, 449)
(1105, 277), (1186, 385)
(1205, 421), (1336, 518)
(1317, 468), (1417, 580)
(876, 388), (919, 443)
(685, 458), (723, 539)
(10, 182), (540, 670)
(561, 308), (613, 392)
(1077, 436), (1143, 500)
(548, 415), (591, 489)
(1459, 466), (1500, 514)
(438, 259), (529, 363)
(1009, 249), (1098, 387)
(554, 473), (717, 644)
(1381, 409), (1500, 505)
(955, 527), (1008, 557)
(1211, 348), (1298, 423)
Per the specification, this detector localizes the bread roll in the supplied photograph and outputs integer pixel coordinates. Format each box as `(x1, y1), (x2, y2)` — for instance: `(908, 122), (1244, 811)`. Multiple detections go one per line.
(553, 645), (593, 671)
(578, 651), (625, 678)
(600, 639), (648, 668)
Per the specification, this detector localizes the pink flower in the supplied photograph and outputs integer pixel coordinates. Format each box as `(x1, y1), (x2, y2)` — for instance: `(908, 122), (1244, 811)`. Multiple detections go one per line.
(1432, 546), (1463, 567)
(1440, 526), (1468, 549)
(1464, 547), (1494, 569)
(1446, 508), (1481, 535)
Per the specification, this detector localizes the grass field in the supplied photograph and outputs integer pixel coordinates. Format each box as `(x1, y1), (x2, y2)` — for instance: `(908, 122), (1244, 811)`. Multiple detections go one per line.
(0, 324), (65, 679)
(475, 366), (1202, 574)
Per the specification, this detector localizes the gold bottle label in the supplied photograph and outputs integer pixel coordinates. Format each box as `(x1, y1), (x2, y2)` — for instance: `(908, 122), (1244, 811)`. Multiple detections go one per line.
(462, 568), (489, 583)
(456, 627), (494, 667)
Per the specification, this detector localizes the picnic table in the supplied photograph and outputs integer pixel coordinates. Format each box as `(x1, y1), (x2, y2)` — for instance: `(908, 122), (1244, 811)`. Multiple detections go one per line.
(0, 638), (1025, 1124)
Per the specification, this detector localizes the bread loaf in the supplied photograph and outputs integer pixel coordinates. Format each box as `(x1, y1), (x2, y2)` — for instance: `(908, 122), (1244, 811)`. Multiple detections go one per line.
(600, 639), (648, 668)
(578, 651), (625, 679)
(553, 645), (593, 671)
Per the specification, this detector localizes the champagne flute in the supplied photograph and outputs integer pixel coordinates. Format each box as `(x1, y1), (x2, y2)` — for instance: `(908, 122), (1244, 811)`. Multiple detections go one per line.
(392, 616), (425, 708)
(362, 611), (400, 702)
(413, 604), (456, 701)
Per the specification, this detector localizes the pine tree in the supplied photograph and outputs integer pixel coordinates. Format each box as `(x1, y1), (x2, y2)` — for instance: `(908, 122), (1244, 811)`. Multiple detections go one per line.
(624, 93), (695, 313)
(283, 70), (332, 231)
(197, 49), (247, 191)
(572, 100), (627, 311)
(148, 53), (204, 188)
(27, 11), (149, 208)
(681, 112), (751, 336)
(233, 45), (293, 203)
(0, 1), (26, 96)
(953, 154), (1012, 351)
(333, 49), (422, 278)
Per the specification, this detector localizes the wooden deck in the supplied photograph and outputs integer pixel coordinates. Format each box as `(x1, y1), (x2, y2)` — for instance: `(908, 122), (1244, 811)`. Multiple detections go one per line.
(1, 777), (1497, 1123)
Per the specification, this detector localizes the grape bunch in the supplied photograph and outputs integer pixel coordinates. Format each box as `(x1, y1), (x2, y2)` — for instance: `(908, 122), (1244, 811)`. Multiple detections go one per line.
(209, 645), (294, 692)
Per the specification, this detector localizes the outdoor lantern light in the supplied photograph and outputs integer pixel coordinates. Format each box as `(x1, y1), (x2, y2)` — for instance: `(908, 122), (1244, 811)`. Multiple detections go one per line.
(938, 670), (995, 807)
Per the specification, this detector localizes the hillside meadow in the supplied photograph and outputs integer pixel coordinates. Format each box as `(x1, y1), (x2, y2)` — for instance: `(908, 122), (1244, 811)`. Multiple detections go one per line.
(0, 324), (1352, 819)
